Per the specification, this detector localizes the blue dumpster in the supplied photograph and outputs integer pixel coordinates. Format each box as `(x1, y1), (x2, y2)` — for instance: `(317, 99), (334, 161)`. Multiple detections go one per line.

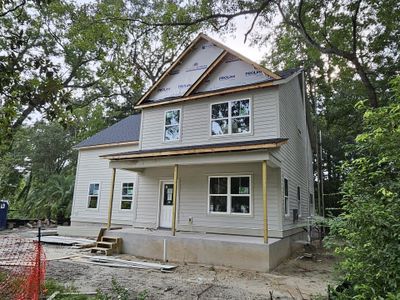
(0, 200), (9, 230)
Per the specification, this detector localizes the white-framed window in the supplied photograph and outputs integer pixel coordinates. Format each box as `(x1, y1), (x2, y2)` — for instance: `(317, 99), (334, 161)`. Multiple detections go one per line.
(208, 175), (251, 215)
(164, 109), (181, 142)
(87, 183), (100, 209)
(210, 99), (251, 136)
(284, 178), (289, 216)
(297, 186), (301, 217)
(121, 182), (134, 210)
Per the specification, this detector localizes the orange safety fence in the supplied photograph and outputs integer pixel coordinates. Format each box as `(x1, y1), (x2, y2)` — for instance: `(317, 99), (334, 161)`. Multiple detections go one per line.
(0, 236), (46, 300)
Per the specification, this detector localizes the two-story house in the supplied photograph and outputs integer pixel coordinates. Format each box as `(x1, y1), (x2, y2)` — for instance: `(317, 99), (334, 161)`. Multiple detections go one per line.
(70, 34), (314, 271)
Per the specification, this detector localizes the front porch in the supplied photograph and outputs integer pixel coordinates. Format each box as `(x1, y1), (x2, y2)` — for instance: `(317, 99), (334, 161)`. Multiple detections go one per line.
(95, 139), (303, 271)
(104, 227), (294, 272)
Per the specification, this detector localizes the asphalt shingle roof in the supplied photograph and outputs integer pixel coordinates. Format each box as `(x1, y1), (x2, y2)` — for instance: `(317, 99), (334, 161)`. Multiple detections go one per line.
(75, 114), (141, 149)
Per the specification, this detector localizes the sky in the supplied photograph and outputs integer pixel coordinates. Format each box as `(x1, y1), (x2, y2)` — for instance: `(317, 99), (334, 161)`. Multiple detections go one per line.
(207, 16), (267, 63)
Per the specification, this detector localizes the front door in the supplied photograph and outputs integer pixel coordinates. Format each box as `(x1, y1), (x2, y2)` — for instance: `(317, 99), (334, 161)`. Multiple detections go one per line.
(159, 182), (174, 228)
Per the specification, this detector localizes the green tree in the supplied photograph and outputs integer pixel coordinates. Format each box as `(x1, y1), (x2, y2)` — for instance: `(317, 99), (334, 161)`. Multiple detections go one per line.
(0, 0), (198, 156)
(327, 77), (400, 298)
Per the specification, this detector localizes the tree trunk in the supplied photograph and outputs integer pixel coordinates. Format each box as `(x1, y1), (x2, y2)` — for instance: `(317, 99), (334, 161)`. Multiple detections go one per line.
(352, 58), (379, 108)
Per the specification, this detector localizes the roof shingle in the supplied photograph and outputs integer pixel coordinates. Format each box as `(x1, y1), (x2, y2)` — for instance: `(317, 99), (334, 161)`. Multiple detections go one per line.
(75, 114), (141, 149)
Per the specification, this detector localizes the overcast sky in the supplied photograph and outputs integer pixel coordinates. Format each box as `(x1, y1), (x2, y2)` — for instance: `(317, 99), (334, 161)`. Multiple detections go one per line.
(207, 16), (267, 63)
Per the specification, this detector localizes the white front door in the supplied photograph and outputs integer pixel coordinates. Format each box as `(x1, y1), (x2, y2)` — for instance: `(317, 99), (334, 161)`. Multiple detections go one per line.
(159, 182), (174, 228)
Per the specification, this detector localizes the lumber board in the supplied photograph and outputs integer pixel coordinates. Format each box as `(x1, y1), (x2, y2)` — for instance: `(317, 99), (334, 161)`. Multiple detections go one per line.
(104, 141), (286, 160)
(89, 256), (177, 270)
(135, 80), (278, 109)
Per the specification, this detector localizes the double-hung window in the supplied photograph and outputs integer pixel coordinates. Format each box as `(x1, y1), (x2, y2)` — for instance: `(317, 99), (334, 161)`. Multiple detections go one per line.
(164, 109), (181, 141)
(284, 178), (289, 216)
(211, 99), (250, 136)
(208, 175), (251, 215)
(121, 182), (134, 210)
(88, 183), (100, 209)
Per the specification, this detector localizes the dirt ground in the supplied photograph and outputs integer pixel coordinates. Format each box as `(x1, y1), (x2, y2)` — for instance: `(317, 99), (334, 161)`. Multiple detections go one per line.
(1, 227), (336, 299)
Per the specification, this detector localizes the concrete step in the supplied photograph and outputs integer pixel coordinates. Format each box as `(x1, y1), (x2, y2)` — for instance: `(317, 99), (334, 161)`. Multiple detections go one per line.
(101, 236), (121, 243)
(90, 247), (113, 256)
(96, 241), (114, 249)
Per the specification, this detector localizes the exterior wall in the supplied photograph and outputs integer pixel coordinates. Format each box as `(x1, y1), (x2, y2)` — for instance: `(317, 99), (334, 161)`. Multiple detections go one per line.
(278, 75), (314, 229)
(133, 167), (174, 227)
(71, 145), (139, 226)
(140, 88), (279, 150)
(134, 163), (282, 236)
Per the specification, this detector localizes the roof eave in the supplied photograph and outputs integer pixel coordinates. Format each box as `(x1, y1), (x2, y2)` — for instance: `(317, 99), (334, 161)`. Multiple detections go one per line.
(134, 69), (303, 110)
(101, 139), (288, 160)
(74, 140), (139, 150)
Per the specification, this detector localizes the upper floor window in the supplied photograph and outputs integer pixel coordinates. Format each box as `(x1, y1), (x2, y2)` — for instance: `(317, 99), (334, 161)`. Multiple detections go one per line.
(284, 178), (289, 216)
(88, 183), (100, 209)
(121, 182), (134, 210)
(211, 99), (250, 136)
(164, 109), (181, 142)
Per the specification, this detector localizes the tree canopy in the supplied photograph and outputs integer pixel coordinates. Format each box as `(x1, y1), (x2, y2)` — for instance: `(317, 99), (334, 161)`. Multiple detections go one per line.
(1, 0), (399, 296)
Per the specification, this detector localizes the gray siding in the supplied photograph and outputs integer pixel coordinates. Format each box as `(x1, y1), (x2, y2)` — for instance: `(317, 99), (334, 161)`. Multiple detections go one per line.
(140, 88), (279, 150)
(278, 75), (314, 229)
(134, 163), (281, 235)
(134, 167), (174, 227)
(71, 145), (139, 225)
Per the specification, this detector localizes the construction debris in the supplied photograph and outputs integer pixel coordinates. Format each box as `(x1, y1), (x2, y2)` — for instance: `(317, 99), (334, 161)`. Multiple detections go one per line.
(77, 256), (177, 272)
(34, 236), (95, 248)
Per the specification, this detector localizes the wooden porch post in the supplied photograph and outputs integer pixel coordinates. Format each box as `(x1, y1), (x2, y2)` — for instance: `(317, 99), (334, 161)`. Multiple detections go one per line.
(262, 160), (268, 243)
(107, 168), (116, 229)
(172, 164), (179, 236)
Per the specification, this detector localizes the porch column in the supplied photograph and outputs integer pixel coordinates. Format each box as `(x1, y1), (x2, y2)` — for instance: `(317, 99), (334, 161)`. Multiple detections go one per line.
(172, 164), (179, 236)
(107, 168), (116, 229)
(262, 160), (268, 243)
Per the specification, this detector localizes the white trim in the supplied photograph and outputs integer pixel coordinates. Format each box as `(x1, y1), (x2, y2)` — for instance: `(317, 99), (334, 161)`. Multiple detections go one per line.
(163, 108), (182, 143)
(87, 182), (101, 210)
(297, 186), (302, 217)
(207, 175), (252, 216)
(120, 182), (134, 210)
(283, 177), (289, 217)
(75, 141), (139, 150)
(158, 180), (174, 228)
(209, 98), (252, 137)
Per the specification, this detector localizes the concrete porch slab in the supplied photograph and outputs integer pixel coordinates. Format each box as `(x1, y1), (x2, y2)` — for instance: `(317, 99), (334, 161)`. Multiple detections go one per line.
(105, 228), (290, 272)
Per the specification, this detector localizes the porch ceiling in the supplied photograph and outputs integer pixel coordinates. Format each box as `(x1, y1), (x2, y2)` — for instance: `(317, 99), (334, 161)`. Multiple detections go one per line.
(101, 138), (287, 160)
(103, 138), (285, 170)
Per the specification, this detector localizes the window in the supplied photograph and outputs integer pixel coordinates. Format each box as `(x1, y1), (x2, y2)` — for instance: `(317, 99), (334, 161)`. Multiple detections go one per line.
(88, 183), (100, 209)
(164, 109), (181, 141)
(297, 186), (301, 216)
(284, 178), (289, 216)
(121, 182), (134, 210)
(208, 175), (251, 215)
(211, 99), (250, 136)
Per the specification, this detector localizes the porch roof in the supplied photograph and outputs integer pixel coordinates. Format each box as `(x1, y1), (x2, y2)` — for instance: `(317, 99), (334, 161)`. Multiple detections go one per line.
(100, 138), (288, 160)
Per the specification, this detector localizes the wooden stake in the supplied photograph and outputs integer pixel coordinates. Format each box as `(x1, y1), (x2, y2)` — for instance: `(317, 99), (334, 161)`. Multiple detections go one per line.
(107, 168), (116, 229)
(172, 165), (179, 236)
(262, 160), (268, 243)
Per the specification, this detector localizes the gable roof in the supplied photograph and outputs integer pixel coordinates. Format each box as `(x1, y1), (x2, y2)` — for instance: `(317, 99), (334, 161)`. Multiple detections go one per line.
(135, 33), (282, 108)
(74, 114), (141, 149)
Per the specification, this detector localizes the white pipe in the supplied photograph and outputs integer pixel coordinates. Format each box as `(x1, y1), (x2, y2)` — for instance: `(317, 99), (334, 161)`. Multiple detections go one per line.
(163, 239), (167, 262)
